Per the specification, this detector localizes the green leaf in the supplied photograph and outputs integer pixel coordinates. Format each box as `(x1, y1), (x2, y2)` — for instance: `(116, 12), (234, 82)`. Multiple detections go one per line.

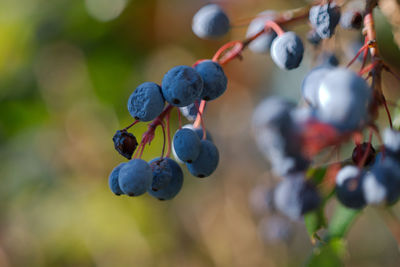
(326, 203), (361, 240)
(307, 238), (346, 267)
(304, 207), (326, 243)
(306, 167), (327, 185)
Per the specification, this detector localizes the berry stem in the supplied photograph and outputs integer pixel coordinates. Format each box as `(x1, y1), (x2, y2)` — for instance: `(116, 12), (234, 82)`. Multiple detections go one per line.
(264, 20), (285, 36)
(165, 112), (172, 158)
(193, 100), (206, 129)
(160, 120), (166, 158)
(346, 44), (368, 68)
(357, 130), (373, 168)
(122, 119), (140, 131)
(177, 108), (182, 129)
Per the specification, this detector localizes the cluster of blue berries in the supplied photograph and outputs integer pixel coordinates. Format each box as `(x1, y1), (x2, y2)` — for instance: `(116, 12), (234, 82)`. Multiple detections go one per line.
(337, 129), (400, 209)
(109, 43), (228, 199)
(109, 2), (400, 242)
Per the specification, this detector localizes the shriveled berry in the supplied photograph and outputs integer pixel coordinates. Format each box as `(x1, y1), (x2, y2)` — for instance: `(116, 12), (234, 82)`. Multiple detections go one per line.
(127, 82), (165, 122)
(113, 130), (138, 160)
(149, 157), (173, 191)
(148, 158), (184, 200)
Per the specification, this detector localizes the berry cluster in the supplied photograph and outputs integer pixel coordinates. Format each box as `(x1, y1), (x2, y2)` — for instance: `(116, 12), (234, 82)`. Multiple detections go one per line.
(109, 0), (400, 252)
(110, 41), (227, 199)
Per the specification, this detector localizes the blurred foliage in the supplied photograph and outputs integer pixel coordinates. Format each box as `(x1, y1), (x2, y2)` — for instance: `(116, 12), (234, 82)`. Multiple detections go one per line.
(1, 0), (400, 266)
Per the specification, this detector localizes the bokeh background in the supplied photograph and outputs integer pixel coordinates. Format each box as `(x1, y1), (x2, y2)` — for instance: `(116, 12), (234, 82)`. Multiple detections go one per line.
(1, 0), (400, 266)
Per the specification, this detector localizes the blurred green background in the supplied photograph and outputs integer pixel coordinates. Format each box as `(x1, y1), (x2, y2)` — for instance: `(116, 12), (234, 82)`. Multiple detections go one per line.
(1, 0), (400, 266)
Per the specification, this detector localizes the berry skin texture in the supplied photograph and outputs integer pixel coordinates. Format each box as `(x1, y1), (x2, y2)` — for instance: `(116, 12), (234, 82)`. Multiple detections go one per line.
(273, 174), (320, 220)
(246, 10), (277, 53)
(127, 82), (165, 122)
(336, 166), (366, 209)
(270, 32), (304, 70)
(316, 68), (372, 131)
(187, 140), (219, 178)
(301, 66), (333, 107)
(309, 3), (341, 39)
(118, 159), (153, 196)
(109, 163), (126, 196)
(173, 128), (201, 163)
(161, 65), (203, 107)
(148, 158), (184, 200)
(192, 4), (230, 39)
(194, 60), (228, 101)
(149, 157), (173, 191)
(112, 130), (138, 160)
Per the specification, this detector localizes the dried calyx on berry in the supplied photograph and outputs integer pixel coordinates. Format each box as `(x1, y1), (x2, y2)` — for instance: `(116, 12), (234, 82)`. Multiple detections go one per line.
(113, 130), (138, 160)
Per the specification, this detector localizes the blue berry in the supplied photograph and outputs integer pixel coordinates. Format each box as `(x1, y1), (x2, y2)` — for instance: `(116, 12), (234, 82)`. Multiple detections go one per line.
(179, 99), (202, 121)
(335, 166), (366, 209)
(249, 186), (276, 216)
(112, 130), (138, 160)
(186, 140), (219, 178)
(148, 158), (184, 200)
(302, 66), (333, 107)
(340, 10), (362, 30)
(316, 68), (372, 131)
(317, 52), (339, 67)
(252, 97), (310, 176)
(192, 4), (230, 39)
(363, 154), (400, 205)
(149, 157), (173, 191)
(309, 3), (341, 39)
(195, 60), (227, 101)
(193, 127), (213, 142)
(173, 128), (201, 163)
(258, 215), (293, 243)
(270, 32), (304, 70)
(161, 65), (203, 107)
(109, 163), (126, 195)
(127, 82), (165, 122)
(273, 174), (320, 220)
(307, 29), (322, 46)
(118, 159), (152, 196)
(246, 10), (277, 53)
(383, 128), (400, 157)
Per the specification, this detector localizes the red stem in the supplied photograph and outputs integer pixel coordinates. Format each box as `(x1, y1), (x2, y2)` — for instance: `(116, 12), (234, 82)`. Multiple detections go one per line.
(265, 20), (285, 36)
(166, 112), (172, 158)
